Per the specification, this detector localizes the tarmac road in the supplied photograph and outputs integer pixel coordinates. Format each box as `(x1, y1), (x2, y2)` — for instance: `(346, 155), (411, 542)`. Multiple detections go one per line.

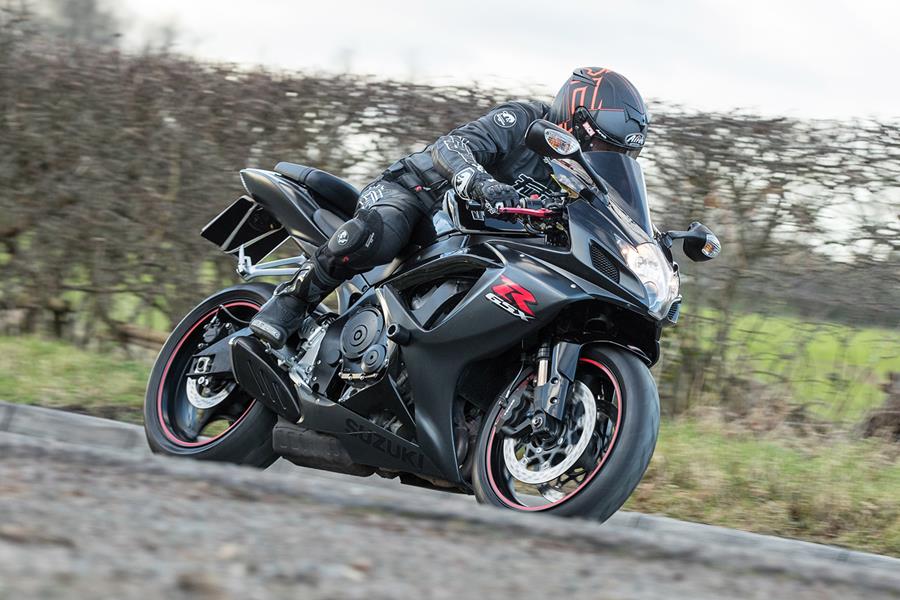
(1, 431), (899, 600)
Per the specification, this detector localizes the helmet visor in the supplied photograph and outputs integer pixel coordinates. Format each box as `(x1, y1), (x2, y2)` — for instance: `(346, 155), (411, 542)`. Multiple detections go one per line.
(573, 107), (643, 158)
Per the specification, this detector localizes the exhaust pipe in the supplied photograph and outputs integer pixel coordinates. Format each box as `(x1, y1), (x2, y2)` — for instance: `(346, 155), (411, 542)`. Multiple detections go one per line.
(273, 418), (375, 477)
(230, 336), (373, 477)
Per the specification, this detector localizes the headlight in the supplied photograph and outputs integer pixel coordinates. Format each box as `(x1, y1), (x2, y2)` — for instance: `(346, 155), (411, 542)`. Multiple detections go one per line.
(616, 239), (679, 319)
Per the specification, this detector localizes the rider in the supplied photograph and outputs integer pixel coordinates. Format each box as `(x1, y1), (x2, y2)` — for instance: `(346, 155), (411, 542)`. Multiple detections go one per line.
(250, 67), (651, 348)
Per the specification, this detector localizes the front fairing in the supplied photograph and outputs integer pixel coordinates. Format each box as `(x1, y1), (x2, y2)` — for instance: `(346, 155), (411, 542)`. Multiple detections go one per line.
(583, 152), (654, 237)
(550, 152), (654, 243)
(550, 153), (678, 320)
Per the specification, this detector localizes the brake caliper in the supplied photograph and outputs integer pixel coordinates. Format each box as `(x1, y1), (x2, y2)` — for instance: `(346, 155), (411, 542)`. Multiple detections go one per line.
(498, 387), (534, 437)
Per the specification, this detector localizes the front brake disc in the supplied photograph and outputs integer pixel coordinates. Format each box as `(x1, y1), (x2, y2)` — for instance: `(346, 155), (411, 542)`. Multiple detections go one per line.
(501, 380), (596, 485)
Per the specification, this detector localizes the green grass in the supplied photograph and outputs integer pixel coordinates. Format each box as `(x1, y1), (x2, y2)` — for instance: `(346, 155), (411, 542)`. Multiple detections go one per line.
(737, 314), (897, 418)
(627, 418), (900, 556)
(0, 336), (152, 424)
(0, 334), (898, 556)
(56, 278), (898, 421)
(675, 308), (899, 421)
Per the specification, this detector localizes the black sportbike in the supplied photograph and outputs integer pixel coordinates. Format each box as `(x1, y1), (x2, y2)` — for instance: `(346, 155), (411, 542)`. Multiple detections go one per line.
(144, 120), (720, 519)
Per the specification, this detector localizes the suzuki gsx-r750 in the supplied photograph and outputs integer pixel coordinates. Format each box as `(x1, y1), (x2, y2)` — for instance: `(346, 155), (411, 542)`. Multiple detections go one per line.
(143, 120), (721, 518)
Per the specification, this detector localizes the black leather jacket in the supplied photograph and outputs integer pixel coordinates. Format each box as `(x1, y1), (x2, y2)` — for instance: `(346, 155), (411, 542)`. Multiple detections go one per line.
(387, 100), (555, 207)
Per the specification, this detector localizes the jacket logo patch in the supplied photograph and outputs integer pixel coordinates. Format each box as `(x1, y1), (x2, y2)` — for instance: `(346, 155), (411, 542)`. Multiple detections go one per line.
(493, 110), (517, 128)
(485, 275), (537, 321)
(513, 174), (554, 199)
(337, 230), (349, 245)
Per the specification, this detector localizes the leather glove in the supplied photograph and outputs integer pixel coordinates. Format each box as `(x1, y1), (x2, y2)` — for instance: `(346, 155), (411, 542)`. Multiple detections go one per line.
(470, 176), (519, 214)
(474, 178), (519, 207)
(453, 167), (520, 213)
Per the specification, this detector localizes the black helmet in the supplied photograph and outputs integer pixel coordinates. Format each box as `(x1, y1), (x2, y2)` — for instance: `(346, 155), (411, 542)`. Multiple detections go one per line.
(547, 67), (650, 157)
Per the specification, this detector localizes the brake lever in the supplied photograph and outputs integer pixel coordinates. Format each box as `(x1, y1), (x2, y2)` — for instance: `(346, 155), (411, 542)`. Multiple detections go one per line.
(496, 207), (558, 219)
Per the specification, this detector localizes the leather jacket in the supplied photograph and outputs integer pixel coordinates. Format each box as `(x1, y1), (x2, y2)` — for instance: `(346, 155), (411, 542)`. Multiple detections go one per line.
(385, 101), (555, 207)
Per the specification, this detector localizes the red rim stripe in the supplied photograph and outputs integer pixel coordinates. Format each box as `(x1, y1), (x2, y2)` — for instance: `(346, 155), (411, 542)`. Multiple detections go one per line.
(156, 301), (260, 448)
(486, 357), (623, 511)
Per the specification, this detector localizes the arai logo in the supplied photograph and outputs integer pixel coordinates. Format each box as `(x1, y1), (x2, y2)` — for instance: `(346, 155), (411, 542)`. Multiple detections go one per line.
(625, 133), (644, 146)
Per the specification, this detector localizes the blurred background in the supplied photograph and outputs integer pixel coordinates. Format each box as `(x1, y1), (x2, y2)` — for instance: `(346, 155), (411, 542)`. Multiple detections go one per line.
(0, 0), (897, 554)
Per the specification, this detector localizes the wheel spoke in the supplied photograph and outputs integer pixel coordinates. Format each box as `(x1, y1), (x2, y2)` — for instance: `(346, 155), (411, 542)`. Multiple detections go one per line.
(216, 389), (251, 419)
(156, 300), (263, 447)
(501, 381), (597, 486)
(492, 357), (632, 510)
(503, 468), (524, 499)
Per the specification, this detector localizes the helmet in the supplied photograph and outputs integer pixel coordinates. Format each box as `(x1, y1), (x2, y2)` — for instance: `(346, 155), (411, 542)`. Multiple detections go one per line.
(547, 67), (650, 157)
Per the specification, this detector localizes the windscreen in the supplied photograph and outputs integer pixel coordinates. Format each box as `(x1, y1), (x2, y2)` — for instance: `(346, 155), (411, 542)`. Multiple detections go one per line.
(582, 152), (654, 235)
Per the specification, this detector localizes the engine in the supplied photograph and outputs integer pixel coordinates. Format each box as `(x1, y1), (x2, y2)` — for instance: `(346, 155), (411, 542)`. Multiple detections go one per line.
(337, 306), (389, 383)
(283, 304), (391, 394)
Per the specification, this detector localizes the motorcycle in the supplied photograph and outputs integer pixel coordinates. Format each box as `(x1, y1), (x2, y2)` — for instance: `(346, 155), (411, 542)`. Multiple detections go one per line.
(143, 120), (720, 519)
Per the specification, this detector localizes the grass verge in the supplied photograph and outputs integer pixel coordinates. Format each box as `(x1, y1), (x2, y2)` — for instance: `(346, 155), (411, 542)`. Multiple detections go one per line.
(1, 335), (897, 556)
(0, 336), (151, 424)
(627, 418), (900, 556)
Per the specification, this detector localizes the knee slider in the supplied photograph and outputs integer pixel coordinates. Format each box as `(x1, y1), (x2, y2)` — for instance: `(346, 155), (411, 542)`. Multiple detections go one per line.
(325, 209), (383, 263)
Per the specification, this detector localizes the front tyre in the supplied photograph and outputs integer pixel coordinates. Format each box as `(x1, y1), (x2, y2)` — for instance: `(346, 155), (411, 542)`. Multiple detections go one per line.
(472, 345), (659, 520)
(143, 284), (278, 468)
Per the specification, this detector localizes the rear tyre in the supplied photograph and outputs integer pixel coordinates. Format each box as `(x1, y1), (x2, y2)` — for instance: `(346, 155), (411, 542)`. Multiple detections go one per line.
(143, 284), (279, 468)
(472, 345), (659, 520)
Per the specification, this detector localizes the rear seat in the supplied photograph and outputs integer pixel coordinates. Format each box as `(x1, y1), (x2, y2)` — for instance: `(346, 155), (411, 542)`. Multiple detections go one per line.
(274, 162), (359, 219)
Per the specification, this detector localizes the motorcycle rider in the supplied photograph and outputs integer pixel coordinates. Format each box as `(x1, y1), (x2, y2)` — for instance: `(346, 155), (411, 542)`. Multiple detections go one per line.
(250, 67), (651, 348)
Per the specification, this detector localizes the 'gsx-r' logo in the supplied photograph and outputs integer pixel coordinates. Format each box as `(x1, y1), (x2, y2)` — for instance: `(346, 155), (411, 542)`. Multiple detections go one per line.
(485, 276), (537, 322)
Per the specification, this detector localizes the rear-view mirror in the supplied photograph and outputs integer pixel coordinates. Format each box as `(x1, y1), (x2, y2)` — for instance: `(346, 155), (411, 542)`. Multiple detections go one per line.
(525, 119), (581, 159)
(666, 222), (721, 262)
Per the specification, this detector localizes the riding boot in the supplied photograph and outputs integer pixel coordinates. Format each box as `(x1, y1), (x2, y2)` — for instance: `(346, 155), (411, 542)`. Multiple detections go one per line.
(250, 261), (337, 348)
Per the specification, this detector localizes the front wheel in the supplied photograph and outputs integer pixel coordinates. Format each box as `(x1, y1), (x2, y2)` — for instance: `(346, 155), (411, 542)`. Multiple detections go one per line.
(472, 345), (659, 520)
(143, 283), (279, 467)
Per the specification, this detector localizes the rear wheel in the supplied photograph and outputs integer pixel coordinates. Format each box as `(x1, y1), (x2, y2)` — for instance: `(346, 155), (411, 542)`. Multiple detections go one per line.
(143, 284), (279, 467)
(472, 345), (659, 520)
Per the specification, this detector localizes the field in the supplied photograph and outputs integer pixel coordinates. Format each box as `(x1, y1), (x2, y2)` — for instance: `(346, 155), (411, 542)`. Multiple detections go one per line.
(658, 309), (899, 421)
(0, 336), (150, 424)
(630, 419), (900, 555)
(1, 324), (897, 556)
(720, 312), (898, 420)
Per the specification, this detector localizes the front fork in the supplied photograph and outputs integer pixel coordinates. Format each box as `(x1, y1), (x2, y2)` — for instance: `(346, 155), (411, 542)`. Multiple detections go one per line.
(531, 341), (582, 437)
(499, 340), (582, 439)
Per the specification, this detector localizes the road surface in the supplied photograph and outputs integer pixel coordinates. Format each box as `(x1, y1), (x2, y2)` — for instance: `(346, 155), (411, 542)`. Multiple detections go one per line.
(1, 432), (898, 599)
